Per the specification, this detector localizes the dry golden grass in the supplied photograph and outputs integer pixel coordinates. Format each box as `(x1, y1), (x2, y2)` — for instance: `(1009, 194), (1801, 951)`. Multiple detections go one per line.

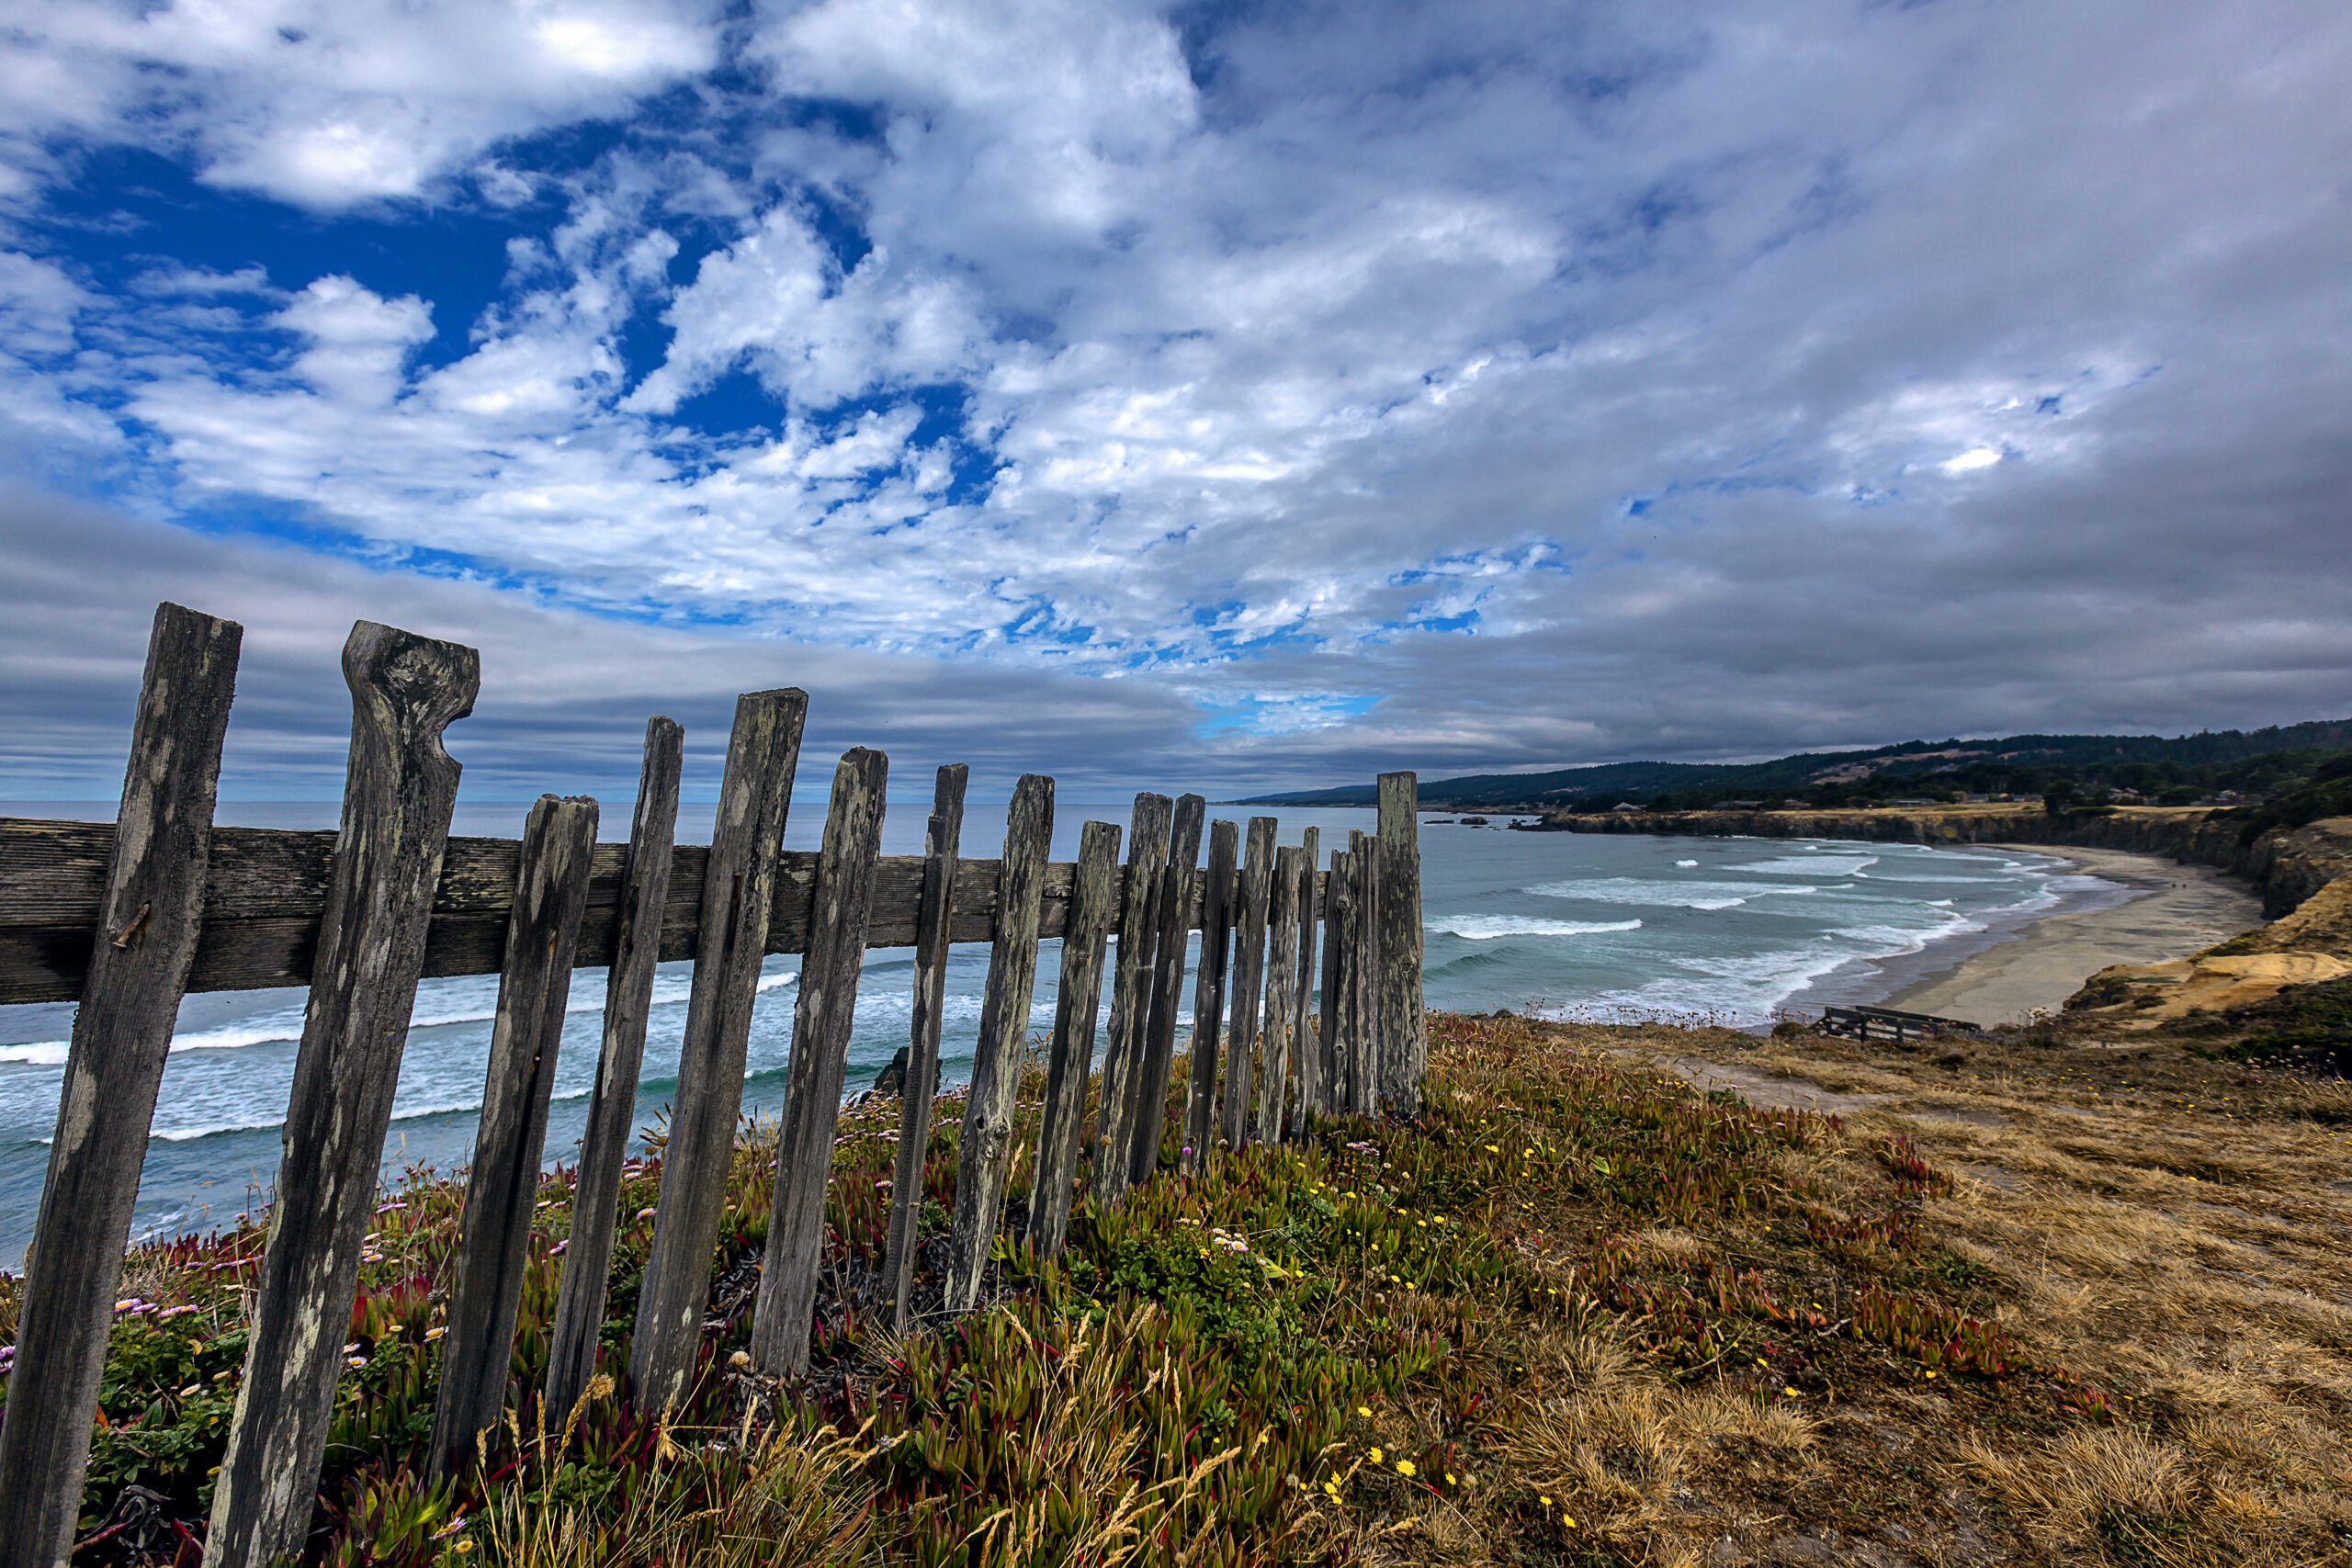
(1555, 1010), (2352, 1566)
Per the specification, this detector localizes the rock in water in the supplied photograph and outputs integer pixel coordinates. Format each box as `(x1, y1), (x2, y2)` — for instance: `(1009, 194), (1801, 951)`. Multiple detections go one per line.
(872, 1046), (911, 1097)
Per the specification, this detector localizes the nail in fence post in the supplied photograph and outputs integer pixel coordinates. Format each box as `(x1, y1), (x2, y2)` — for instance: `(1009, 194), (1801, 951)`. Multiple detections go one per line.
(944, 774), (1055, 1312)
(1028, 819), (1120, 1256)
(752, 749), (888, 1375)
(1220, 817), (1276, 1152)
(0, 604), (240, 1568)
(629, 688), (807, 1419)
(1092, 795), (1170, 1204)
(431, 794), (601, 1476)
(1317, 847), (1348, 1116)
(204, 621), (478, 1568)
(1129, 794), (1204, 1188)
(1255, 844), (1304, 1145)
(882, 764), (967, 1331)
(1375, 773), (1424, 1117)
(1290, 827), (1320, 1129)
(1181, 819), (1238, 1170)
(545, 719), (682, 1430)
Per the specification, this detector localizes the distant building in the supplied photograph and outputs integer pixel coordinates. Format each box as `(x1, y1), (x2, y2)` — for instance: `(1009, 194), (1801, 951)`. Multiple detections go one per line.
(1721, 799), (1763, 810)
(1890, 796), (1936, 807)
(1611, 802), (1644, 812)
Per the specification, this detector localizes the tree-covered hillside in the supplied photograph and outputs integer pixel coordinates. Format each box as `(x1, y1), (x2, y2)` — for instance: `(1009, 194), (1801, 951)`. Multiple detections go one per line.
(1242, 719), (2352, 812)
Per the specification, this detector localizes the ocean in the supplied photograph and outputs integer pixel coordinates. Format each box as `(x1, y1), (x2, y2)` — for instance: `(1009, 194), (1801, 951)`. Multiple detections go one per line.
(0, 799), (2129, 1268)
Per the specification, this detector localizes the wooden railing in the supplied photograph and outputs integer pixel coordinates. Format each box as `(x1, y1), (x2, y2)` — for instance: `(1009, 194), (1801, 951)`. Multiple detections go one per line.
(0, 604), (1427, 1568)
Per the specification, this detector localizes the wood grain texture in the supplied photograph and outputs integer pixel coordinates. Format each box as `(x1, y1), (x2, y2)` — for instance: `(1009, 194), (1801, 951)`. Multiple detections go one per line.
(2, 831), (1121, 1006)
(546, 720), (683, 1430)
(882, 765), (967, 1331)
(753, 750), (888, 1374)
(1291, 828), (1320, 1128)
(430, 795), (601, 1477)
(1348, 831), (1380, 1117)
(1316, 847), (1346, 1118)
(944, 776), (1055, 1313)
(0, 604), (241, 1568)
(206, 621), (479, 1568)
(1376, 773), (1425, 1117)
(1219, 818), (1276, 1153)
(1091, 794), (1170, 1206)
(1180, 819), (1238, 1172)
(1027, 818), (1119, 1258)
(1129, 795), (1204, 1188)
(1255, 844), (1304, 1147)
(629, 689), (806, 1419)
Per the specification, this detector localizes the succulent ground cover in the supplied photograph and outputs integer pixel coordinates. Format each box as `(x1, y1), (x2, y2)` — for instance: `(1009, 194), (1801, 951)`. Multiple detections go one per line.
(3, 1006), (2347, 1566)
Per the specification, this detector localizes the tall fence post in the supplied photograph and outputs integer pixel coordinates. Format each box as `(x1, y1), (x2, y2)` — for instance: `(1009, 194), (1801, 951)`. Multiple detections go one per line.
(630, 688), (807, 1418)
(205, 621), (479, 1568)
(1290, 828), (1320, 1130)
(1317, 847), (1348, 1117)
(1376, 773), (1425, 1116)
(752, 749), (888, 1375)
(1128, 794), (1204, 1188)
(1180, 819), (1237, 1171)
(430, 794), (601, 1476)
(1028, 819), (1119, 1257)
(1348, 829), (1379, 1116)
(1092, 795), (1170, 1205)
(944, 775), (1055, 1312)
(0, 604), (241, 1568)
(1255, 843), (1304, 1145)
(1220, 817), (1276, 1153)
(881, 765), (967, 1331)
(545, 718), (683, 1429)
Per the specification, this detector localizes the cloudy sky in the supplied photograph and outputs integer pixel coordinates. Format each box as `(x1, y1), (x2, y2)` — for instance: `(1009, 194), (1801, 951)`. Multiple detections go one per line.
(0, 0), (2346, 804)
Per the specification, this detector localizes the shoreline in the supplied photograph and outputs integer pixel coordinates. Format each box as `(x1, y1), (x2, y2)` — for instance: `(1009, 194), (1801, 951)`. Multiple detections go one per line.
(1868, 845), (2263, 1027)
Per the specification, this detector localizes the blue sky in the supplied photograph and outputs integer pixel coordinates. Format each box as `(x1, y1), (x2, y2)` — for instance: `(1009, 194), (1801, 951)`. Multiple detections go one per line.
(1, 0), (2347, 802)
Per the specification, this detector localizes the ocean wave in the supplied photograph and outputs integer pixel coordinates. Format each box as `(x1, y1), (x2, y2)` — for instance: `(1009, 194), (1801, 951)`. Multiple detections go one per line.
(1723, 854), (1879, 875)
(1526, 877), (1816, 911)
(0, 1042), (70, 1066)
(1426, 916), (1644, 940)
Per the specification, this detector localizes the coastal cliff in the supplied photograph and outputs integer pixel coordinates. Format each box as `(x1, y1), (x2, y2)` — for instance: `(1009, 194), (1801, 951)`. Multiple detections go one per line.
(1524, 805), (2352, 917)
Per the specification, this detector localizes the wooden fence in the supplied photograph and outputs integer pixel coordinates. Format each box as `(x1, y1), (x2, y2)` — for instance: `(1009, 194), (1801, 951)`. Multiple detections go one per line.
(0, 604), (1428, 1568)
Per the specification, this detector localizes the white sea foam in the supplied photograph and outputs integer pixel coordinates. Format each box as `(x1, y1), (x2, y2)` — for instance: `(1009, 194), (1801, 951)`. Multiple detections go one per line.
(1724, 854), (1879, 875)
(0, 1042), (69, 1065)
(1674, 859), (1698, 868)
(1427, 917), (1645, 940)
(1526, 877), (1816, 911)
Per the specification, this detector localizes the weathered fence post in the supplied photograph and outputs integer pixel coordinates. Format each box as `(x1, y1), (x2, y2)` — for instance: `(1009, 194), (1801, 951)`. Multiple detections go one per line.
(1290, 827), (1320, 1130)
(1348, 829), (1380, 1116)
(1028, 819), (1120, 1256)
(0, 604), (241, 1568)
(630, 688), (806, 1418)
(1092, 794), (1170, 1205)
(944, 775), (1055, 1312)
(206, 621), (479, 1568)
(1317, 846), (1348, 1116)
(1220, 817), (1276, 1152)
(1254, 843), (1304, 1145)
(1376, 773), (1425, 1117)
(430, 794), (601, 1476)
(752, 749), (888, 1375)
(1180, 818), (1238, 1170)
(881, 764), (967, 1331)
(1128, 794), (1204, 1187)
(545, 718), (683, 1429)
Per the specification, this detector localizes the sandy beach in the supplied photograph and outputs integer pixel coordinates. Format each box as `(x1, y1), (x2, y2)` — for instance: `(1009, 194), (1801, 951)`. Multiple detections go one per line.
(1879, 845), (2264, 1027)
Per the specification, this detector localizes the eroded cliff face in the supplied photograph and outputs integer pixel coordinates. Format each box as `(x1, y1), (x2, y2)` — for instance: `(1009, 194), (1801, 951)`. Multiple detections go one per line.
(1529, 807), (2352, 918)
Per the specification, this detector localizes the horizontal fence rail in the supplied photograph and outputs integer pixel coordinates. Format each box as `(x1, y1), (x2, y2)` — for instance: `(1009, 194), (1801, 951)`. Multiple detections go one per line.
(0, 818), (1329, 1006)
(0, 603), (1420, 1568)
